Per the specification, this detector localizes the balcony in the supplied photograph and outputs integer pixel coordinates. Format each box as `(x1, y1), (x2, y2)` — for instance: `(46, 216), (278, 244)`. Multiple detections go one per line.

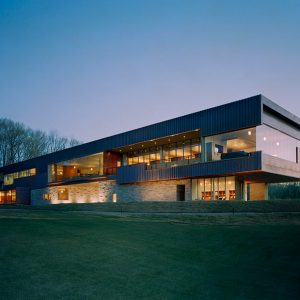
(146, 156), (201, 170)
(49, 167), (117, 185)
(116, 151), (262, 184)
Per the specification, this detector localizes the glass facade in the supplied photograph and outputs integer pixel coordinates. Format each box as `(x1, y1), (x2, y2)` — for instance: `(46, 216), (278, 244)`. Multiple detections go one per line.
(126, 138), (201, 166)
(4, 168), (36, 186)
(0, 190), (16, 204)
(205, 128), (256, 161)
(50, 153), (104, 182)
(256, 125), (300, 162)
(193, 176), (236, 200)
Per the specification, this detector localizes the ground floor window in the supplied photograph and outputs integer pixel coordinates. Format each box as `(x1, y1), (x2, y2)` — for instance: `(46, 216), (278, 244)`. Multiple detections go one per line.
(58, 188), (69, 200)
(43, 193), (51, 201)
(0, 190), (16, 204)
(193, 176), (235, 200)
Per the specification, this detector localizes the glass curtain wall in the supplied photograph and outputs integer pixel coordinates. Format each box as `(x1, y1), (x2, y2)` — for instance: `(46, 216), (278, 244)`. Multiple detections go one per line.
(127, 138), (201, 166)
(0, 190), (16, 204)
(256, 125), (300, 163)
(205, 128), (256, 161)
(4, 168), (36, 186)
(194, 176), (236, 200)
(50, 153), (103, 182)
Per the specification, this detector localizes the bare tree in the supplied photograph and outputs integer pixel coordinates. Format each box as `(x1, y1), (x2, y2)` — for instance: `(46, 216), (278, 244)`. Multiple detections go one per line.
(0, 118), (82, 167)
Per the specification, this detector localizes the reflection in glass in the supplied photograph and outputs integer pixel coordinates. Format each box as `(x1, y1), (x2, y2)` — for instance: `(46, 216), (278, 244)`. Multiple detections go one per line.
(205, 128), (256, 161)
(256, 125), (300, 162)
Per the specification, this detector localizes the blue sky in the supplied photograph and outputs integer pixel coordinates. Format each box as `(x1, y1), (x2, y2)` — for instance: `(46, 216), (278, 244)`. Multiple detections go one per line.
(1, 0), (299, 142)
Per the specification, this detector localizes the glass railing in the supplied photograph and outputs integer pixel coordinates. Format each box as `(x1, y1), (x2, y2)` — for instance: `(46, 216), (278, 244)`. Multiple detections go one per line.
(145, 156), (201, 170)
(50, 167), (117, 183)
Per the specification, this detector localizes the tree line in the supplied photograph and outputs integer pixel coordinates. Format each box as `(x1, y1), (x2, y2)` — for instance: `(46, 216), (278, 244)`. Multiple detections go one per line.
(269, 182), (300, 199)
(0, 118), (81, 167)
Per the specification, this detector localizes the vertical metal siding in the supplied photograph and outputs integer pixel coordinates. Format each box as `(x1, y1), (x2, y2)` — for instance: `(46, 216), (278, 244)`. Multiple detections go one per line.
(0, 95), (262, 177)
(116, 152), (262, 184)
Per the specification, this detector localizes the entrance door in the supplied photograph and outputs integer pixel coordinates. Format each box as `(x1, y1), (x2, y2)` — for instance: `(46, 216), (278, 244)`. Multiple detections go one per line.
(177, 185), (185, 201)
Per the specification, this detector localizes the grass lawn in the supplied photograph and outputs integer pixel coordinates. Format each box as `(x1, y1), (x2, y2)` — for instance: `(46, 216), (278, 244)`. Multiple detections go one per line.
(0, 210), (299, 299)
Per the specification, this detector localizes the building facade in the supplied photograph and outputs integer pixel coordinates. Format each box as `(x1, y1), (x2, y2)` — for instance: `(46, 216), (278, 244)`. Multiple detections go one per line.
(1, 95), (300, 205)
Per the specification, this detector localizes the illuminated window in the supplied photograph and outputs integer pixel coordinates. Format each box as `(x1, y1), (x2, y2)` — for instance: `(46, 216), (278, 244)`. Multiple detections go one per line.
(3, 168), (36, 186)
(205, 128), (256, 161)
(0, 190), (16, 204)
(43, 193), (51, 201)
(112, 193), (117, 203)
(58, 188), (69, 200)
(196, 176), (236, 201)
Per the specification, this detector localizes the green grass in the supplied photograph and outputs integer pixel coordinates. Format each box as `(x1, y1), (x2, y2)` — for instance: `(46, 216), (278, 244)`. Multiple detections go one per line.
(0, 210), (299, 300)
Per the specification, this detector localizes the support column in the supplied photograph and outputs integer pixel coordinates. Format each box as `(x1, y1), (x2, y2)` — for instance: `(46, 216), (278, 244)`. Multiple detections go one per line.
(235, 178), (243, 200)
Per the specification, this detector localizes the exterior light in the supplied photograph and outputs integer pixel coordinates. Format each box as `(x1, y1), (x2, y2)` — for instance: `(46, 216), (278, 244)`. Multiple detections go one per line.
(263, 137), (267, 141)
(276, 142), (280, 146)
(248, 131), (251, 136)
(73, 166), (76, 169)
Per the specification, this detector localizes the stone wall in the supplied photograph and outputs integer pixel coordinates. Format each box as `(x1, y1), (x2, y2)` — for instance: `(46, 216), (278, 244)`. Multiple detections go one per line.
(31, 182), (101, 205)
(30, 179), (192, 205)
(102, 179), (192, 203)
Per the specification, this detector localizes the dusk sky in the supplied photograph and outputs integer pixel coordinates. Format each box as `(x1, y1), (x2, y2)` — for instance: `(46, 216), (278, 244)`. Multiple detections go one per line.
(1, 0), (299, 142)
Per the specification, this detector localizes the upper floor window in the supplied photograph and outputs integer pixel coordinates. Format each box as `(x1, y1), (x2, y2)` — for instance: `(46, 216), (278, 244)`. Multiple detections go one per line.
(49, 152), (104, 182)
(205, 128), (256, 161)
(256, 125), (300, 163)
(3, 168), (36, 186)
(126, 138), (201, 166)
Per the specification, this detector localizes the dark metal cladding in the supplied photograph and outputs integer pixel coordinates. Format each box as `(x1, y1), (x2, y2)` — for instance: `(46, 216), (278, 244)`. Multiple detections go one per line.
(116, 152), (262, 184)
(0, 95), (262, 177)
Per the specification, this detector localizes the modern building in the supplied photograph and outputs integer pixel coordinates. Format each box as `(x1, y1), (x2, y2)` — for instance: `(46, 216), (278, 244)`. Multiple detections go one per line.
(1, 95), (300, 205)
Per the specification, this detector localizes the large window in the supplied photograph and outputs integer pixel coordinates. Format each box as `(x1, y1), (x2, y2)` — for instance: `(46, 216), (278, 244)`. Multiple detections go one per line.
(256, 125), (300, 163)
(58, 188), (69, 200)
(50, 153), (103, 182)
(205, 128), (256, 161)
(4, 168), (36, 186)
(127, 138), (201, 166)
(193, 176), (236, 200)
(0, 190), (16, 204)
